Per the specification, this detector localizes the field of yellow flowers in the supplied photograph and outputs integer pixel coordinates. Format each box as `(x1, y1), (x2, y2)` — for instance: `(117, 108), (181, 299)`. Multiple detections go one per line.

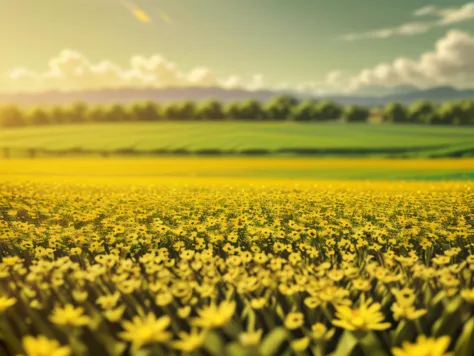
(0, 178), (473, 356)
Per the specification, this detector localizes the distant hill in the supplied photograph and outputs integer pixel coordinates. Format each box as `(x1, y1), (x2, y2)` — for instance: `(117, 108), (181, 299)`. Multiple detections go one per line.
(0, 87), (277, 106)
(0, 85), (473, 107)
(317, 86), (474, 106)
(349, 84), (421, 97)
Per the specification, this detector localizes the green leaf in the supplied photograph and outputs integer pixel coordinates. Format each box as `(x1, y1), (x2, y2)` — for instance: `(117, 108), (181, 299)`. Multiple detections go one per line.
(454, 317), (474, 356)
(223, 319), (242, 338)
(391, 320), (412, 347)
(247, 307), (256, 332)
(0, 319), (23, 356)
(226, 342), (258, 356)
(329, 331), (358, 356)
(259, 327), (288, 356)
(359, 332), (390, 356)
(445, 297), (462, 314)
(275, 304), (285, 320)
(432, 297), (463, 337)
(132, 348), (150, 356)
(204, 331), (225, 356)
(260, 309), (276, 330)
(431, 291), (446, 306)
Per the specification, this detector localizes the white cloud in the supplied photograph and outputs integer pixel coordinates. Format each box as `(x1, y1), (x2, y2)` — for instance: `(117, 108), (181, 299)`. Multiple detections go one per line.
(294, 81), (319, 93)
(186, 67), (216, 86)
(437, 3), (474, 25)
(413, 5), (438, 17)
(245, 74), (265, 91)
(343, 22), (431, 41)
(325, 70), (343, 87)
(5, 50), (226, 92)
(341, 2), (474, 41)
(220, 75), (242, 89)
(8, 28), (474, 95)
(6, 50), (320, 94)
(345, 30), (474, 90)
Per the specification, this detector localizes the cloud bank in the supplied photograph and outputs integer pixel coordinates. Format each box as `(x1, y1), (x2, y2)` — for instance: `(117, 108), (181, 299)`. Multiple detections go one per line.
(4, 29), (474, 94)
(5, 50), (268, 93)
(341, 2), (474, 41)
(346, 29), (474, 90)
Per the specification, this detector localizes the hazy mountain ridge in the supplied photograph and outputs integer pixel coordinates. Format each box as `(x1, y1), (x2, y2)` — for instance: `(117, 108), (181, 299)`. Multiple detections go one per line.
(0, 86), (473, 106)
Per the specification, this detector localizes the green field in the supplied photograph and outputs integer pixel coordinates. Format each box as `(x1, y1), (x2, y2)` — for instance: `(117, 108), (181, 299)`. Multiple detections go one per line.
(2, 122), (474, 157)
(1, 158), (474, 181)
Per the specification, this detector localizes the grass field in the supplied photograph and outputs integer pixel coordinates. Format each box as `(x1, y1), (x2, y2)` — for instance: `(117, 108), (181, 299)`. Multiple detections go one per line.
(1, 158), (474, 181)
(2, 122), (474, 157)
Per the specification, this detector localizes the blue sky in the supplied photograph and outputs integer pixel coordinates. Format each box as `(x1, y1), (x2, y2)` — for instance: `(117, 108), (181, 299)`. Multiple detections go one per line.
(1, 0), (474, 93)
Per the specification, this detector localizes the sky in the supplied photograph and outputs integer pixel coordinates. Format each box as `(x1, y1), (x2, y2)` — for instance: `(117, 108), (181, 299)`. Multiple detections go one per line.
(1, 0), (474, 93)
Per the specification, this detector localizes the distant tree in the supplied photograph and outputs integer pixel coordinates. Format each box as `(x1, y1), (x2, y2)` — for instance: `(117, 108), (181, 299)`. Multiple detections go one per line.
(130, 102), (161, 121)
(407, 101), (436, 124)
(162, 103), (180, 120)
(224, 101), (244, 120)
(67, 102), (88, 123)
(239, 100), (265, 120)
(175, 101), (197, 120)
(129, 102), (143, 121)
(314, 100), (343, 121)
(28, 107), (51, 125)
(382, 102), (408, 123)
(265, 95), (299, 120)
(342, 105), (370, 123)
(0, 105), (26, 127)
(459, 100), (474, 125)
(102, 104), (129, 122)
(4, 99), (470, 127)
(49, 106), (67, 124)
(436, 102), (466, 125)
(88, 106), (107, 122)
(291, 100), (318, 121)
(196, 100), (224, 120)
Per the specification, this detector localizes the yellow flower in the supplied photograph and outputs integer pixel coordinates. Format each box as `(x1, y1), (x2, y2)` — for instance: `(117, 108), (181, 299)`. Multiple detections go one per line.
(30, 299), (43, 310)
(332, 299), (391, 331)
(0, 296), (16, 312)
(254, 253), (268, 264)
(172, 329), (207, 352)
(22, 335), (71, 356)
(311, 323), (335, 341)
(284, 312), (304, 330)
(177, 305), (192, 319)
(392, 302), (427, 321)
(119, 313), (172, 350)
(72, 290), (88, 303)
(192, 300), (236, 328)
(250, 297), (267, 310)
(69, 247), (82, 255)
(155, 292), (173, 306)
(392, 335), (452, 356)
(49, 305), (91, 327)
(180, 250), (195, 260)
(304, 296), (320, 309)
(3, 256), (21, 266)
(104, 305), (126, 322)
(391, 288), (427, 321)
(239, 329), (263, 347)
(291, 337), (310, 352)
(461, 288), (474, 304)
(96, 292), (121, 310)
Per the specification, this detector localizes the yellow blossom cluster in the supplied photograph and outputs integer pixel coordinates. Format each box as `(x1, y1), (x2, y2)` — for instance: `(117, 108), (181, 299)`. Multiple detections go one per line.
(0, 180), (472, 355)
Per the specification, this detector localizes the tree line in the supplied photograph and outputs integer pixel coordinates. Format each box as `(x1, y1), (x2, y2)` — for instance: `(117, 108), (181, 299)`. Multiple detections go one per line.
(1, 95), (474, 128)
